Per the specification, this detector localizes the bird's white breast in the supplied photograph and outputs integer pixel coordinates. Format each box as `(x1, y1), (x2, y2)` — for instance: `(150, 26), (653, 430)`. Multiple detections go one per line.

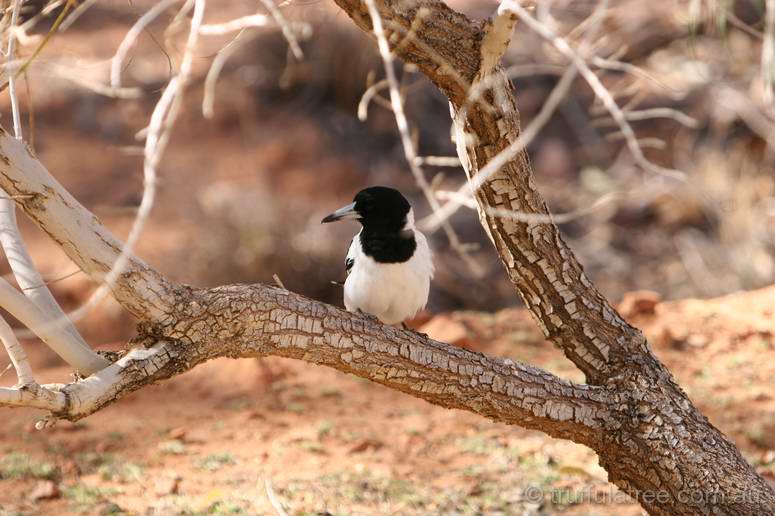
(343, 229), (434, 325)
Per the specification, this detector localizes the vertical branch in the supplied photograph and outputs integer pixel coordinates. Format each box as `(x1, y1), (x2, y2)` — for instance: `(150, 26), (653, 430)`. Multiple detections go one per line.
(763, 0), (775, 104)
(202, 27), (255, 118)
(0, 314), (33, 385)
(422, 64), (578, 231)
(7, 0), (23, 138)
(258, 0), (303, 59)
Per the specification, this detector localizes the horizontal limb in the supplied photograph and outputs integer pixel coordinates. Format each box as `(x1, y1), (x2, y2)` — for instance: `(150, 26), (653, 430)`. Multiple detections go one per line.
(1, 285), (612, 448)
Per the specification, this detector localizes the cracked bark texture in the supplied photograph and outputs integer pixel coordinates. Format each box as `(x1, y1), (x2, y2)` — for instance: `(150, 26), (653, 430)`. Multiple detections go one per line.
(330, 0), (775, 514)
(0, 2), (772, 513)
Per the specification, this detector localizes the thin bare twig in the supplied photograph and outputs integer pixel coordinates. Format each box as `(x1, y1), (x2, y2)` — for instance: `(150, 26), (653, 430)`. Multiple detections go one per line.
(500, 1), (686, 181)
(605, 133), (667, 150)
(357, 79), (389, 121)
(363, 0), (483, 276)
(264, 478), (289, 516)
(591, 107), (699, 129)
(764, 0), (775, 105)
(18, 270), (82, 290)
(413, 156), (461, 167)
(258, 0), (304, 60)
(19, 0), (64, 33)
(203, 29), (253, 118)
(272, 274), (286, 289)
(59, 0), (98, 31)
(111, 0), (180, 89)
(1, 57), (143, 99)
(0, 363), (12, 381)
(71, 0), (205, 323)
(7, 0), (23, 137)
(436, 174), (670, 225)
(199, 14), (270, 35)
(590, 56), (679, 96)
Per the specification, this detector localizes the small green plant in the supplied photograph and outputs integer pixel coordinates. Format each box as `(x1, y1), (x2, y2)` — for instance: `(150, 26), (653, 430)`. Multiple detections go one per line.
(73, 453), (143, 484)
(75, 452), (115, 474)
(285, 402), (305, 414)
(63, 483), (121, 513)
(298, 440), (325, 454)
(206, 499), (248, 514)
(196, 453), (236, 472)
(225, 398), (251, 411)
(98, 461), (144, 483)
(320, 387), (341, 397)
(0, 452), (58, 480)
(457, 435), (501, 455)
(317, 420), (334, 438)
(159, 439), (187, 455)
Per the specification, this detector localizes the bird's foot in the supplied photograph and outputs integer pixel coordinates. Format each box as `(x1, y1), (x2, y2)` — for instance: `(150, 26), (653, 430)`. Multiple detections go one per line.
(402, 321), (429, 339)
(356, 309), (382, 324)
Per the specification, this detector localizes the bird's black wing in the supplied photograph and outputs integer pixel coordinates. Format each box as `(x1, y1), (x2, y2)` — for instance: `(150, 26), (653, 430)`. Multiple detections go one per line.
(345, 236), (356, 276)
(331, 236), (356, 287)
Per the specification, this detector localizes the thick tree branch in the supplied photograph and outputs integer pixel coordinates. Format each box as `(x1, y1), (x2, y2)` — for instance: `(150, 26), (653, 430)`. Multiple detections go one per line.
(328, 0), (775, 513)
(332, 0), (483, 104)
(0, 128), (608, 447)
(7, 287), (610, 447)
(0, 383), (66, 411)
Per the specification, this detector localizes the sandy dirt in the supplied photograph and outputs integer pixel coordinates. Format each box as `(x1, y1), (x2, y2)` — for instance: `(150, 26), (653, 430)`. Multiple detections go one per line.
(0, 288), (773, 515)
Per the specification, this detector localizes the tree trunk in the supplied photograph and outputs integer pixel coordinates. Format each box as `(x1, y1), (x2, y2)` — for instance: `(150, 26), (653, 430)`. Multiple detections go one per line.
(329, 0), (775, 513)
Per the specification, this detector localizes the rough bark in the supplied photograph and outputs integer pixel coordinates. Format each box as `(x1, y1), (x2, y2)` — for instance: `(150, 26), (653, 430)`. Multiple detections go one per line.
(0, 2), (772, 514)
(330, 0), (775, 514)
(0, 130), (605, 443)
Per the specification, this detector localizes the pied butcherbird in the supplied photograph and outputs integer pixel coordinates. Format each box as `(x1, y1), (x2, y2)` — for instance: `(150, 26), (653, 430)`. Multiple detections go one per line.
(322, 186), (434, 325)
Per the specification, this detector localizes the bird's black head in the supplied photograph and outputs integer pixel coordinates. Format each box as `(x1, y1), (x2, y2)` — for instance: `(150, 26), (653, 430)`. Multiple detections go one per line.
(322, 186), (412, 233)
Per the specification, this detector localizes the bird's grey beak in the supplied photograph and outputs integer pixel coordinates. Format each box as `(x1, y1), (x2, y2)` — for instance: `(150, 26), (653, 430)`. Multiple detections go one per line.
(321, 202), (360, 223)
